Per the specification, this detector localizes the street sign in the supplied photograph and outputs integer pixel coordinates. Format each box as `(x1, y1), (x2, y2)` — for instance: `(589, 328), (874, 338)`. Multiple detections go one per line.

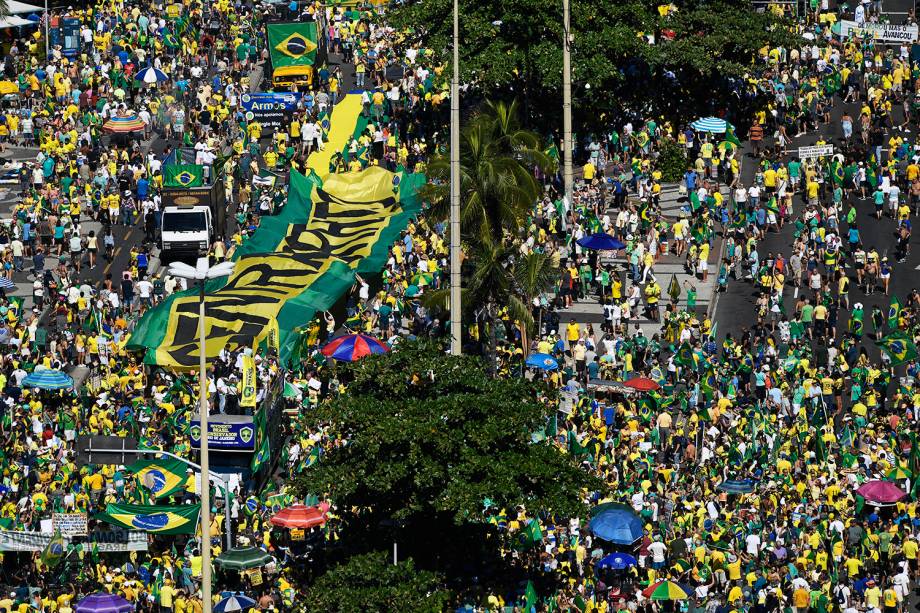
(74, 435), (140, 466)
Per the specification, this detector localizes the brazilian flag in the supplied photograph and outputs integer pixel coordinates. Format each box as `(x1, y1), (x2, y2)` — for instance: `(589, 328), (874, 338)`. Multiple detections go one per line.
(251, 408), (270, 473)
(267, 22), (318, 68)
(830, 160), (844, 186)
(674, 342), (697, 368)
(724, 125), (742, 147)
(888, 295), (901, 330)
(39, 530), (65, 570)
(96, 503), (200, 534)
(877, 331), (919, 365)
(163, 32), (180, 49)
(127, 458), (187, 499)
(163, 164), (204, 188)
(512, 519), (543, 551)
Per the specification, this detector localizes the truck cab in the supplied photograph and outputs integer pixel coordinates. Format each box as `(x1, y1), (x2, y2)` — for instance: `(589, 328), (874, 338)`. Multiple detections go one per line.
(159, 148), (227, 260)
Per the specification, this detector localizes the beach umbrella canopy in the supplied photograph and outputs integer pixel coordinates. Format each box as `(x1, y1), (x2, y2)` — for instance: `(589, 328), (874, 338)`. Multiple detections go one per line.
(0, 277), (15, 291)
(22, 369), (74, 390)
(716, 479), (755, 494)
(690, 117), (731, 134)
(589, 507), (644, 544)
(856, 480), (907, 504)
(321, 333), (389, 362)
(135, 66), (169, 84)
(214, 595), (256, 613)
(596, 552), (637, 570)
(642, 580), (692, 601)
(526, 353), (559, 371)
(577, 233), (626, 251)
(214, 547), (273, 571)
(102, 115), (146, 133)
(75, 594), (135, 613)
(888, 466), (912, 480)
(270, 504), (328, 529)
(623, 376), (660, 392)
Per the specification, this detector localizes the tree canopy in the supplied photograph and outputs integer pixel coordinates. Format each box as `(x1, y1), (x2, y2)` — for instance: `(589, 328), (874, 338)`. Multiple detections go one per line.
(388, 0), (799, 129)
(294, 340), (602, 590)
(302, 552), (451, 613)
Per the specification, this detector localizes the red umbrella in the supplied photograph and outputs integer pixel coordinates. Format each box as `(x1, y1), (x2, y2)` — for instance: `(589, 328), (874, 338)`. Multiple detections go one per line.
(624, 377), (661, 392)
(856, 480), (907, 504)
(270, 503), (329, 529)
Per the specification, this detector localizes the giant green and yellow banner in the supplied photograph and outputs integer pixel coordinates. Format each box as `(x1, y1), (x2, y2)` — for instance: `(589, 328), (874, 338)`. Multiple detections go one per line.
(96, 503), (201, 534)
(128, 166), (423, 370)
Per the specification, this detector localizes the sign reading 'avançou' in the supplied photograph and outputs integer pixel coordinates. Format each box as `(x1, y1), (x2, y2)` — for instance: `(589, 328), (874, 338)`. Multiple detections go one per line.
(189, 419), (256, 451)
(839, 20), (918, 42)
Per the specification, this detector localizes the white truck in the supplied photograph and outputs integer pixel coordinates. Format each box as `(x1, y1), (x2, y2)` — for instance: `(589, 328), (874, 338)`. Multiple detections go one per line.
(160, 148), (227, 260)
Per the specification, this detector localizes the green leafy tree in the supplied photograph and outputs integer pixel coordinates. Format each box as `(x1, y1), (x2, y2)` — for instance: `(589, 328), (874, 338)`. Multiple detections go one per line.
(295, 340), (602, 573)
(656, 138), (687, 183)
(303, 552), (451, 613)
(388, 0), (799, 128)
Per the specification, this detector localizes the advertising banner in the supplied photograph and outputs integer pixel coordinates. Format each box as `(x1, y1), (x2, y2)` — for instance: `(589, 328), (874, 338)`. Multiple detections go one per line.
(190, 419), (256, 451)
(241, 93), (302, 129)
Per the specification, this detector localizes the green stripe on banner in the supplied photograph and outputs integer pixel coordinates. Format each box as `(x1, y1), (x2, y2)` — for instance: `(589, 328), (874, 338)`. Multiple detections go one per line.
(127, 168), (423, 369)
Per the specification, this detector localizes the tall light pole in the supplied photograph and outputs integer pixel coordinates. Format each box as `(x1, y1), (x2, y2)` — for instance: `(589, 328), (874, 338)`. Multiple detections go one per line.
(449, 0), (462, 356)
(167, 257), (236, 613)
(562, 0), (574, 208)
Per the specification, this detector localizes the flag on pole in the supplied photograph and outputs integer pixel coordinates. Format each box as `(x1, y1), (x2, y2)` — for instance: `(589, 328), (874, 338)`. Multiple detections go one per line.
(877, 331), (919, 365)
(889, 295), (902, 330)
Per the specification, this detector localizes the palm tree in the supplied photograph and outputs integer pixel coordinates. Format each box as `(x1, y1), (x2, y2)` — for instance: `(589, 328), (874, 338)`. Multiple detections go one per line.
(424, 99), (554, 247)
(423, 99), (557, 372)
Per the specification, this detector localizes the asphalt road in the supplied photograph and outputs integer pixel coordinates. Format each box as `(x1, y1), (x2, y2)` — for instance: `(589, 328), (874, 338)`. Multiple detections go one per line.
(713, 0), (920, 351)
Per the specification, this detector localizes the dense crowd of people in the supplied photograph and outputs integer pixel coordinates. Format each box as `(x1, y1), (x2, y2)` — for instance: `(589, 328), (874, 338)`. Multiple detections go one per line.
(0, 0), (918, 610)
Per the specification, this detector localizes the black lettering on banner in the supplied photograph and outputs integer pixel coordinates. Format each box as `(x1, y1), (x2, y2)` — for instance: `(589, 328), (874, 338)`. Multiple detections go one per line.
(160, 182), (403, 368)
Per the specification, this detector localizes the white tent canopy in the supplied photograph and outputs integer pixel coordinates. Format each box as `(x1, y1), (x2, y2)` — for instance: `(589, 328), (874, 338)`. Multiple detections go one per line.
(5, 0), (43, 15)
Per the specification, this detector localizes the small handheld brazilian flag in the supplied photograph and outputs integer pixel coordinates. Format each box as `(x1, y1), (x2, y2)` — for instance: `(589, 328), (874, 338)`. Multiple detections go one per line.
(877, 331), (918, 366)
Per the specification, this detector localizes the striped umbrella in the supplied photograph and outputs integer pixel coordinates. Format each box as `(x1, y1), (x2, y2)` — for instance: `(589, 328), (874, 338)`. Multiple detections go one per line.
(887, 465), (912, 481)
(135, 66), (169, 84)
(22, 369), (74, 390)
(213, 595), (256, 613)
(641, 580), (693, 601)
(690, 117), (731, 134)
(270, 503), (328, 529)
(102, 115), (146, 133)
(321, 333), (389, 362)
(214, 547), (273, 571)
(0, 277), (15, 291)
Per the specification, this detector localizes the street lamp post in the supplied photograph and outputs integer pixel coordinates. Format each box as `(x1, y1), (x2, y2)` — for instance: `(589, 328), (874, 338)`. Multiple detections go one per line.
(562, 0), (574, 208)
(449, 0), (461, 356)
(167, 257), (235, 613)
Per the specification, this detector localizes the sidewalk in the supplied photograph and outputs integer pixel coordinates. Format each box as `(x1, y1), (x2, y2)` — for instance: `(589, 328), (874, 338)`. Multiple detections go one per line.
(564, 183), (727, 339)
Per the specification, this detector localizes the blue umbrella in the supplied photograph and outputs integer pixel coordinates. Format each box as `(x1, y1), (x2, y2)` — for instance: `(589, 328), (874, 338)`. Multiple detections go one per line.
(0, 277), (15, 291)
(589, 507), (645, 544)
(577, 233), (626, 251)
(214, 595), (256, 613)
(21, 369), (74, 390)
(526, 353), (558, 370)
(135, 66), (169, 84)
(716, 479), (755, 494)
(690, 117), (731, 134)
(597, 552), (638, 570)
